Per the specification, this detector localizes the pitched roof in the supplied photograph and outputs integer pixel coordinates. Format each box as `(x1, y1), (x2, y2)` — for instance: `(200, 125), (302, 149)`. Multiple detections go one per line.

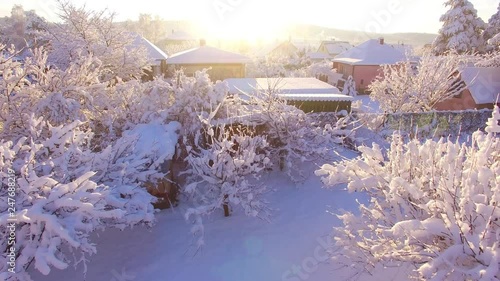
(319, 41), (352, 55)
(306, 52), (333, 60)
(461, 67), (500, 104)
(167, 46), (250, 64)
(333, 39), (406, 66)
(224, 77), (353, 102)
(131, 35), (168, 63)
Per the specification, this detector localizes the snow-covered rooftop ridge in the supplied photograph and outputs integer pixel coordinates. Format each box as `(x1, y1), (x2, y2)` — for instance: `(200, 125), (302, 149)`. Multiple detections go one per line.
(224, 78), (353, 101)
(461, 67), (500, 104)
(306, 52), (333, 60)
(320, 40), (353, 55)
(131, 35), (168, 63)
(333, 39), (406, 66)
(167, 46), (251, 64)
(279, 93), (353, 102)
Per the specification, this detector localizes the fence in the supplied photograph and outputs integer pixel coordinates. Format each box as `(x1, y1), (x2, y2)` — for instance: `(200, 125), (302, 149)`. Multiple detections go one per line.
(356, 109), (493, 139)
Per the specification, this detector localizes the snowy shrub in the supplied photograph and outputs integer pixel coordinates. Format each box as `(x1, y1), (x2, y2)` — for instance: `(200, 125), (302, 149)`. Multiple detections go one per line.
(184, 125), (271, 247)
(315, 110), (500, 280)
(0, 119), (156, 281)
(165, 70), (228, 137)
(341, 75), (357, 97)
(0, 46), (106, 140)
(476, 50), (500, 67)
(225, 84), (349, 181)
(369, 52), (469, 113)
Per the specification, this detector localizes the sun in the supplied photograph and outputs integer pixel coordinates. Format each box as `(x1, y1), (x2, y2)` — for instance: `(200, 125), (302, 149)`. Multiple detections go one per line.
(195, 2), (291, 42)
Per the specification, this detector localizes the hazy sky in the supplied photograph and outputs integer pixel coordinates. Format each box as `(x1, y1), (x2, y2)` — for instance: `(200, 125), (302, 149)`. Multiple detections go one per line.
(1, 0), (498, 39)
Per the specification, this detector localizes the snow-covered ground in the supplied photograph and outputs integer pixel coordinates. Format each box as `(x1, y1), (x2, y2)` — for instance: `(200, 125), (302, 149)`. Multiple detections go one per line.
(28, 148), (409, 281)
(353, 95), (381, 114)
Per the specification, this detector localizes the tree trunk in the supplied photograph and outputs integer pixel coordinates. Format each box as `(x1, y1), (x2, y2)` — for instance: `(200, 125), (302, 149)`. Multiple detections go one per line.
(223, 194), (230, 217)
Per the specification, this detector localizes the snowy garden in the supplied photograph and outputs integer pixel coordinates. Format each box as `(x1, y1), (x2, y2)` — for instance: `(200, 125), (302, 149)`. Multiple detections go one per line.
(1, 0), (500, 281)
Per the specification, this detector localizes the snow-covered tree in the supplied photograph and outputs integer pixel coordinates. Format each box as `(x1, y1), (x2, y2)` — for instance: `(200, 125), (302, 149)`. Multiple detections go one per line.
(134, 14), (165, 45)
(0, 118), (157, 281)
(184, 125), (271, 219)
(0, 6), (47, 51)
(369, 52), (469, 113)
(484, 3), (500, 51)
(43, 0), (149, 81)
(341, 75), (357, 97)
(433, 0), (486, 54)
(316, 111), (499, 280)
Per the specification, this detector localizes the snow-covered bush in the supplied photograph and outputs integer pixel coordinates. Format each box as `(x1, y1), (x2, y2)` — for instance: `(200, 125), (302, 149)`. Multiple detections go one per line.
(0, 118), (156, 281)
(0, 45), (106, 140)
(183, 124), (271, 248)
(369, 52), (469, 113)
(185, 125), (271, 217)
(165, 70), (228, 137)
(315, 110), (500, 280)
(225, 83), (349, 181)
(341, 75), (357, 97)
(476, 50), (500, 67)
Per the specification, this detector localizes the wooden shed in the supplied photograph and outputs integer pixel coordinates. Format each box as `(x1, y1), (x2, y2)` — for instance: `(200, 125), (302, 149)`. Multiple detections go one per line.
(224, 77), (353, 112)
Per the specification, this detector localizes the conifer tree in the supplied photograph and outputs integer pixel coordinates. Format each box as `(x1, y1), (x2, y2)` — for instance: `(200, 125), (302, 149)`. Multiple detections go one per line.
(433, 0), (486, 54)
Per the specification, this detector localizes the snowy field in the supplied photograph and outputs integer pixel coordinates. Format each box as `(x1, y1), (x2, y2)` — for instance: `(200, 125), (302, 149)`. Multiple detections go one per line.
(28, 148), (408, 281)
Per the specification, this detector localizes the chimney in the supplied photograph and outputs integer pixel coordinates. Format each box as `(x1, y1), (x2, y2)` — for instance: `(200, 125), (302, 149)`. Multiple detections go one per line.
(379, 38), (384, 45)
(200, 39), (206, 47)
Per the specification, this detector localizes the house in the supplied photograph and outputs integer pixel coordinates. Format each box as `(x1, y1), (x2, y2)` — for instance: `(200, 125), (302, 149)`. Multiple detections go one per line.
(305, 51), (333, 62)
(166, 40), (251, 81)
(333, 38), (406, 94)
(434, 67), (500, 111)
(255, 40), (318, 59)
(317, 40), (353, 58)
(224, 77), (353, 112)
(131, 35), (169, 79)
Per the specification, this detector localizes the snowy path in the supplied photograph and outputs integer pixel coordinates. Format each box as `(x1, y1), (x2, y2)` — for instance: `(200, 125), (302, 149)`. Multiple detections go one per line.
(29, 155), (407, 281)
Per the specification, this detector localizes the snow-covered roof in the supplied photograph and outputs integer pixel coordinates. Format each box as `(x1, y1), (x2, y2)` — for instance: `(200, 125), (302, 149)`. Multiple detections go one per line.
(306, 52), (332, 60)
(333, 39), (406, 66)
(461, 67), (500, 104)
(132, 35), (168, 64)
(224, 78), (353, 102)
(254, 40), (319, 58)
(291, 40), (319, 51)
(253, 41), (296, 58)
(165, 30), (196, 41)
(167, 46), (250, 64)
(320, 41), (353, 56)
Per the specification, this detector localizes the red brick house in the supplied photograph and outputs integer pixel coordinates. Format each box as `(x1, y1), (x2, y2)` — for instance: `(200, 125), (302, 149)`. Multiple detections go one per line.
(435, 67), (500, 110)
(332, 38), (406, 94)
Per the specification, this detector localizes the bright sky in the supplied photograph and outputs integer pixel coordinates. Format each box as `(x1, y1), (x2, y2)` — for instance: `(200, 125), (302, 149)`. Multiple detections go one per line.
(0, 0), (498, 40)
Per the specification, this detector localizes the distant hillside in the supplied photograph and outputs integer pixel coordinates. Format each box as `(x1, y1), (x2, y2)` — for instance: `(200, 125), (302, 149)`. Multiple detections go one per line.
(119, 19), (437, 51)
(286, 24), (437, 47)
